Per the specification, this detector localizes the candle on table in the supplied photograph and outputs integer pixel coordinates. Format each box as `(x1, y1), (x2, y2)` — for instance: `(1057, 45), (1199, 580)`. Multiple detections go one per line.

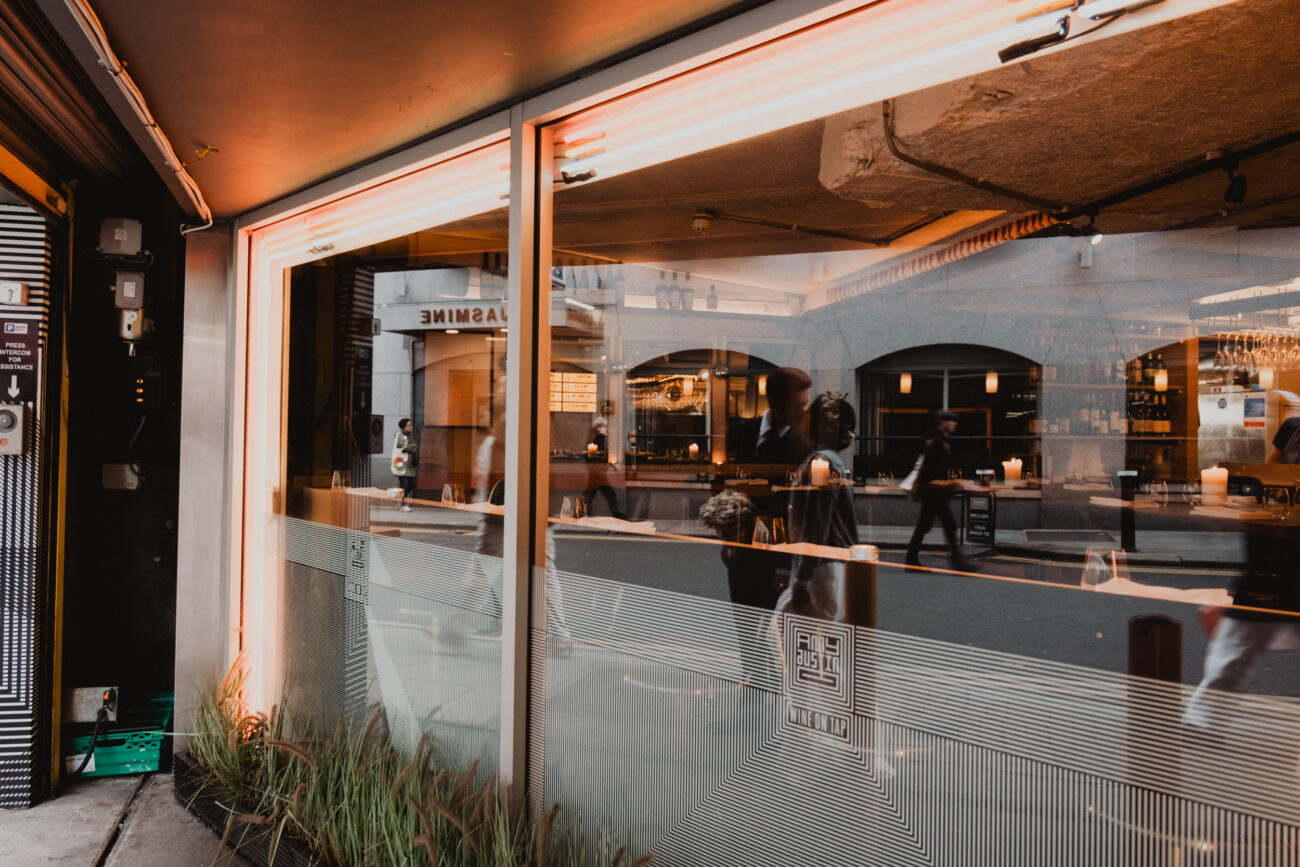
(1002, 458), (1022, 484)
(810, 456), (830, 487)
(1201, 466), (1228, 505)
(688, 442), (699, 459)
(587, 442), (598, 458)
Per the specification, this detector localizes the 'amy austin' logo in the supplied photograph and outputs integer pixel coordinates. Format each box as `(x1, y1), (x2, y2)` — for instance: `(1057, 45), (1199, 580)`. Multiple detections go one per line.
(782, 617), (855, 745)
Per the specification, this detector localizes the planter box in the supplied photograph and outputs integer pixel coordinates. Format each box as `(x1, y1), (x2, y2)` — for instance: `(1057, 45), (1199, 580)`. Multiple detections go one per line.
(173, 752), (322, 867)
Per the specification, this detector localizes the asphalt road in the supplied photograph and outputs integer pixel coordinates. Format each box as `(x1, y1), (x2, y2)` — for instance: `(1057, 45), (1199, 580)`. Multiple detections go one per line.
(376, 516), (1300, 696)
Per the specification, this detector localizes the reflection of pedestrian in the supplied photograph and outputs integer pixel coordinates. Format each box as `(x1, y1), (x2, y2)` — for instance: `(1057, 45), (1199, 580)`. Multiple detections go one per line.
(465, 375), (570, 641)
(1185, 504), (1300, 731)
(779, 393), (859, 621)
(583, 417), (626, 519)
(904, 411), (968, 571)
(720, 367), (811, 684)
(392, 418), (418, 512)
(728, 367), (812, 472)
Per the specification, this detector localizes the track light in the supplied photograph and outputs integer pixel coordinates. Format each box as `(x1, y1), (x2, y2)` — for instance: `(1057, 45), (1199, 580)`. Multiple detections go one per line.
(997, 14), (1068, 64)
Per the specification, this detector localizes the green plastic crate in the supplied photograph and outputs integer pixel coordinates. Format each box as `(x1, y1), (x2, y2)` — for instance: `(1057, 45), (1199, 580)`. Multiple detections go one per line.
(63, 691), (173, 778)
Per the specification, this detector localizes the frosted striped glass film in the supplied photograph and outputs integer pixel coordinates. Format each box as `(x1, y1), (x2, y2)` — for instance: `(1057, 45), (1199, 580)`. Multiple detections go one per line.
(536, 560), (1300, 866)
(269, 508), (500, 771)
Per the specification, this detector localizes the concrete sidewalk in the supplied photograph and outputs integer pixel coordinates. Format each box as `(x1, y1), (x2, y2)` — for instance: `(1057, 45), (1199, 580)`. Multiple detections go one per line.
(0, 772), (248, 866)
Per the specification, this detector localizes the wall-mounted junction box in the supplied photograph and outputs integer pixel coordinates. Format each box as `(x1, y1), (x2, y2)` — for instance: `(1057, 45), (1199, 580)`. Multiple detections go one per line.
(0, 404), (24, 454)
(101, 463), (140, 490)
(63, 687), (118, 724)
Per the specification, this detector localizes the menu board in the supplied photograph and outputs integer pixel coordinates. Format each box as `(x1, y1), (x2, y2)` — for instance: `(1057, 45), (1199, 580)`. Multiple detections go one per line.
(550, 371), (598, 413)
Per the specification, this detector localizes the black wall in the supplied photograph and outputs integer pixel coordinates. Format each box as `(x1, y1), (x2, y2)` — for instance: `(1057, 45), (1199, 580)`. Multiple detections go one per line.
(59, 175), (185, 701)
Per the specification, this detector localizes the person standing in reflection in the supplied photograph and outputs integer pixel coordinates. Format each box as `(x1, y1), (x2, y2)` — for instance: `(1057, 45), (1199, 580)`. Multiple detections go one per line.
(393, 417), (419, 512)
(1185, 430), (1300, 733)
(720, 367), (811, 684)
(454, 362), (570, 643)
(779, 392), (860, 621)
(583, 416), (626, 519)
(904, 411), (969, 572)
(728, 367), (812, 472)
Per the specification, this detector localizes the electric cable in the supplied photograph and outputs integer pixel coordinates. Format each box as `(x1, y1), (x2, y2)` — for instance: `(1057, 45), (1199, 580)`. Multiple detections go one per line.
(69, 706), (109, 776)
(126, 413), (146, 483)
(62, 0), (214, 235)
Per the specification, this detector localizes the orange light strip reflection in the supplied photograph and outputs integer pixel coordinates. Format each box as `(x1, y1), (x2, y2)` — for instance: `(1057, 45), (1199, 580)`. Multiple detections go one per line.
(239, 138), (510, 711)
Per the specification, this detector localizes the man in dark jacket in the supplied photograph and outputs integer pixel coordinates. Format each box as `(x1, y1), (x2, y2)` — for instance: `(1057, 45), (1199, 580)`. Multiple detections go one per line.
(904, 411), (968, 571)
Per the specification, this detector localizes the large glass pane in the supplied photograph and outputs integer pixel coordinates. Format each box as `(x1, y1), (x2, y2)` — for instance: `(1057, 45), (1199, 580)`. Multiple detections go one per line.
(273, 146), (510, 771)
(538, 4), (1300, 863)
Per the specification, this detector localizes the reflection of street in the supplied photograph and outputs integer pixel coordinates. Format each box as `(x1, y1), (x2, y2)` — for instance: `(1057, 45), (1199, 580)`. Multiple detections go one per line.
(539, 573), (1300, 864)
(369, 502), (1300, 698)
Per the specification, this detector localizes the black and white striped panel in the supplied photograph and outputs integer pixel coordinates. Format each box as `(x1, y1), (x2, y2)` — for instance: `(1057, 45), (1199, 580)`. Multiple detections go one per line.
(0, 202), (49, 810)
(539, 570), (1300, 866)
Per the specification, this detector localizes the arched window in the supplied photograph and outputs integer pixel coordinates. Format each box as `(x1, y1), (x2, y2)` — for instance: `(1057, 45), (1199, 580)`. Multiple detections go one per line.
(859, 344), (1040, 478)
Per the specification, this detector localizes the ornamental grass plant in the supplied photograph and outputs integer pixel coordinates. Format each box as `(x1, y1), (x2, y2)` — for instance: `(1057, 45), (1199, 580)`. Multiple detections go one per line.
(188, 660), (650, 867)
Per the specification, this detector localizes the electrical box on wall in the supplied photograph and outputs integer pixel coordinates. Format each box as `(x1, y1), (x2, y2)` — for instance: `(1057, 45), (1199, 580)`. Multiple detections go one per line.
(0, 404), (25, 454)
(113, 272), (145, 309)
(101, 464), (140, 490)
(62, 687), (118, 724)
(97, 218), (142, 256)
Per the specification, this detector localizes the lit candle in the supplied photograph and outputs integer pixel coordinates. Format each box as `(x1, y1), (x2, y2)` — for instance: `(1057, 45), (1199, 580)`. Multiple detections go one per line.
(688, 442), (699, 459)
(810, 456), (830, 487)
(587, 442), (597, 458)
(1002, 458), (1022, 484)
(1201, 465), (1228, 505)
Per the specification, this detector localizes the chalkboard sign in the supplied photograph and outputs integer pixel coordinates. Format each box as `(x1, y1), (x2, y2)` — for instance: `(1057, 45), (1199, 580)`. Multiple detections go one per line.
(964, 491), (996, 552)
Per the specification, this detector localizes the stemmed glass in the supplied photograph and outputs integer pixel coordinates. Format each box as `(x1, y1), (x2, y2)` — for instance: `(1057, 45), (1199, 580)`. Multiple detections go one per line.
(752, 517), (771, 547)
(1266, 487), (1291, 520)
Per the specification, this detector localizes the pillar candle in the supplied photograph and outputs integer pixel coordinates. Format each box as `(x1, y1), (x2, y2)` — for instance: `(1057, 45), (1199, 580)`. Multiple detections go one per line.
(1201, 466), (1228, 505)
(810, 456), (830, 487)
(688, 442), (699, 459)
(587, 442), (598, 458)
(1002, 458), (1022, 484)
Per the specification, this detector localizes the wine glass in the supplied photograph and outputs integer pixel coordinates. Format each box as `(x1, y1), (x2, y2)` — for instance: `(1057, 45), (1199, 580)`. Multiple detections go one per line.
(752, 517), (771, 547)
(442, 483), (455, 503)
(1181, 479), (1201, 507)
(560, 497), (574, 519)
(769, 517), (786, 545)
(1266, 487), (1290, 520)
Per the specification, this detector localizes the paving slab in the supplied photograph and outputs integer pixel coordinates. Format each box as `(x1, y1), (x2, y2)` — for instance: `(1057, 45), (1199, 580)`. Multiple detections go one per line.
(0, 774), (138, 865)
(106, 773), (250, 867)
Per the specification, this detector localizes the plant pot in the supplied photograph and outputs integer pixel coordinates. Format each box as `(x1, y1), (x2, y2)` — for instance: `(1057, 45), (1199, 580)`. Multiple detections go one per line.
(173, 752), (322, 867)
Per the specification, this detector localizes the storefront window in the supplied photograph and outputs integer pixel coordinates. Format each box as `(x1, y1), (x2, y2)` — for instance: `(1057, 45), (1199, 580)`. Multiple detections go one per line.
(258, 140), (512, 771)
(535, 3), (1300, 861)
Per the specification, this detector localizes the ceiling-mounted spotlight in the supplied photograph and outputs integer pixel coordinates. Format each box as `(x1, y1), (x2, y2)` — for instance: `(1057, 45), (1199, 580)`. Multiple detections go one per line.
(1082, 214), (1104, 246)
(691, 209), (715, 235)
(1223, 160), (1247, 204)
(997, 14), (1069, 64)
(1077, 0), (1165, 21)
